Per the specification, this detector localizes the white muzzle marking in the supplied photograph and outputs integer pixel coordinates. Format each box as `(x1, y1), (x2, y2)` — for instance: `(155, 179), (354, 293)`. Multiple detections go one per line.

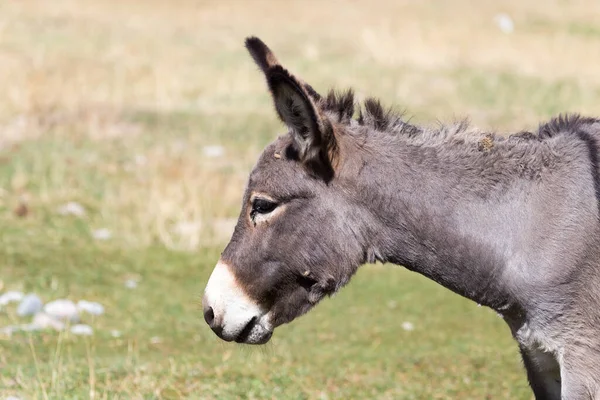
(203, 261), (271, 343)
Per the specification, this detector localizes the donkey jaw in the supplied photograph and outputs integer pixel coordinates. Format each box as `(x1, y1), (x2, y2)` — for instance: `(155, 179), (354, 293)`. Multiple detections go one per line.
(202, 261), (273, 344)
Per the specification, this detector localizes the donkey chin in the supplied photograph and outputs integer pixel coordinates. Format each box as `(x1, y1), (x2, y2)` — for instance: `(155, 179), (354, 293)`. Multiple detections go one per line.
(202, 261), (274, 344)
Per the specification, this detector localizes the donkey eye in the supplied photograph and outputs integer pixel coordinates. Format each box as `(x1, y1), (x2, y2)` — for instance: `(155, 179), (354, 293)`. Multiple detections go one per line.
(250, 198), (278, 219)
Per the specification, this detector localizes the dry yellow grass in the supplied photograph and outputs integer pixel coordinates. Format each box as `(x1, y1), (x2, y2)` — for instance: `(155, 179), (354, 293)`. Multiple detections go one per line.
(1, 0), (599, 249)
(3, 0), (599, 115)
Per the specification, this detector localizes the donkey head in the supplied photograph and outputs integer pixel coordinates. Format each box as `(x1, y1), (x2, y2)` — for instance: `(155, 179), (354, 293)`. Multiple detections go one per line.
(202, 37), (372, 344)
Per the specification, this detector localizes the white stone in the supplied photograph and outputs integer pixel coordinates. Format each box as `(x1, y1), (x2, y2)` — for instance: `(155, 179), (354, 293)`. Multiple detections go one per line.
(110, 329), (122, 338)
(91, 228), (112, 240)
(70, 324), (93, 336)
(17, 294), (43, 316)
(0, 325), (19, 335)
(0, 291), (24, 306)
(44, 299), (79, 322)
(401, 321), (415, 332)
(494, 13), (514, 34)
(77, 300), (105, 316)
(124, 279), (138, 289)
(57, 201), (86, 217)
(202, 145), (225, 158)
(31, 312), (65, 331)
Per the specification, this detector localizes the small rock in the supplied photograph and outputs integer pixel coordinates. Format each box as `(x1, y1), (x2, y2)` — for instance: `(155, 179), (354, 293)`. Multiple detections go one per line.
(110, 329), (122, 338)
(0, 291), (24, 306)
(31, 312), (65, 331)
(57, 201), (86, 217)
(494, 13), (514, 34)
(70, 324), (93, 336)
(202, 145), (225, 158)
(91, 228), (112, 240)
(0, 325), (20, 336)
(150, 336), (162, 344)
(17, 293), (43, 316)
(124, 279), (138, 289)
(14, 201), (29, 218)
(401, 321), (415, 332)
(77, 300), (104, 316)
(44, 299), (79, 322)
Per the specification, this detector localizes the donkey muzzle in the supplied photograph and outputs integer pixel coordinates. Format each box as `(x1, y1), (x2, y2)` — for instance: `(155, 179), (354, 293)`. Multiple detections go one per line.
(202, 260), (272, 344)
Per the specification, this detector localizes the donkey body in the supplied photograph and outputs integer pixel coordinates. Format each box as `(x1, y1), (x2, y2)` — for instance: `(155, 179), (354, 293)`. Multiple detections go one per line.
(203, 37), (600, 399)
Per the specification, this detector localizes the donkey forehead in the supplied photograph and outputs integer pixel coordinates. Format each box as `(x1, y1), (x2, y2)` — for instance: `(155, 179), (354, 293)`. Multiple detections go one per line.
(247, 135), (315, 192)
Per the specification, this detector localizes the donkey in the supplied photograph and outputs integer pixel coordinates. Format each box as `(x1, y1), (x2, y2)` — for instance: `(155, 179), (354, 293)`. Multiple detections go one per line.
(202, 37), (600, 399)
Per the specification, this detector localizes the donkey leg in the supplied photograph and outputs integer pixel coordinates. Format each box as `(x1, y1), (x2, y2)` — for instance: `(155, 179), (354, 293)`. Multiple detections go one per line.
(520, 346), (561, 400)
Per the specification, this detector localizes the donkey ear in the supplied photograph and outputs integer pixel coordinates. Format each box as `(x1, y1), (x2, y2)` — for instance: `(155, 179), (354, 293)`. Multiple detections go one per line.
(245, 36), (280, 73)
(245, 37), (335, 180)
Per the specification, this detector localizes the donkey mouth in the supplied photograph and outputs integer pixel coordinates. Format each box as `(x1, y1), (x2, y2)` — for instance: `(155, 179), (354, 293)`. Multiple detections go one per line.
(234, 316), (257, 343)
(234, 317), (273, 345)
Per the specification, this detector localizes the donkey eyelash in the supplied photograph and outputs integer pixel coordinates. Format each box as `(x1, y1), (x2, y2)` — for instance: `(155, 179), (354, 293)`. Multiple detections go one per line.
(250, 198), (278, 221)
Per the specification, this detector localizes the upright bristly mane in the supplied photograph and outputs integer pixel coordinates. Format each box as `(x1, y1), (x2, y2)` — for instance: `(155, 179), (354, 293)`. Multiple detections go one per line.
(537, 114), (600, 139)
(318, 88), (600, 150)
(317, 88), (480, 148)
(319, 89), (422, 137)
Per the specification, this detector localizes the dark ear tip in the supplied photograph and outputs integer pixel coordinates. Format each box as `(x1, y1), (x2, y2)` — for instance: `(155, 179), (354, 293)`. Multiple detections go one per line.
(244, 36), (263, 49)
(245, 36), (279, 73)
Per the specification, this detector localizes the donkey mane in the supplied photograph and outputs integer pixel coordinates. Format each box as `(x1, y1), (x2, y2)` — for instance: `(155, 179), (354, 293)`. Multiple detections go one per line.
(538, 114), (600, 139)
(320, 88), (600, 153)
(322, 89), (600, 199)
(319, 89), (422, 137)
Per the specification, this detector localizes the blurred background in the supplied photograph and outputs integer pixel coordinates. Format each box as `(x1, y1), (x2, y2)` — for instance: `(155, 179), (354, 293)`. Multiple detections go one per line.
(1, 0), (599, 398)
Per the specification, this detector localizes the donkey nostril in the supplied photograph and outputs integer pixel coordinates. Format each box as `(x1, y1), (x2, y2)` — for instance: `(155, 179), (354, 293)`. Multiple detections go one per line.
(204, 306), (215, 327)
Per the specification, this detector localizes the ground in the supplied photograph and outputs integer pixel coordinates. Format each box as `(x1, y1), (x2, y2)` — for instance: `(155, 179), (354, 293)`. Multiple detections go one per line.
(1, 0), (599, 398)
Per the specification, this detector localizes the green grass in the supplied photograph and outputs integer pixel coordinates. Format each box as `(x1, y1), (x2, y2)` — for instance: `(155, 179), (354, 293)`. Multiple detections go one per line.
(1, 234), (529, 399)
(2, 0), (600, 398)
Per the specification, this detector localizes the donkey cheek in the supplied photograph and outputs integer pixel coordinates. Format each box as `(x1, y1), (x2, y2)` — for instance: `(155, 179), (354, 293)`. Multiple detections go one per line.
(271, 293), (313, 326)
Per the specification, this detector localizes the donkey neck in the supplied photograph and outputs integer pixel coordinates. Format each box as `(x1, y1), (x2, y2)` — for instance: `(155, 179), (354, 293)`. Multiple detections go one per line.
(347, 132), (526, 312)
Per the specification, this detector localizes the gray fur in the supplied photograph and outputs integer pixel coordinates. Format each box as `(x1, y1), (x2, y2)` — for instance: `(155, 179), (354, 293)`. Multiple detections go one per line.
(205, 37), (600, 399)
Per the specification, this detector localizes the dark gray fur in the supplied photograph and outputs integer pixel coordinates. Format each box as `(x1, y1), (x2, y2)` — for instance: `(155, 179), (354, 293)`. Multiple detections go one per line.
(210, 37), (600, 399)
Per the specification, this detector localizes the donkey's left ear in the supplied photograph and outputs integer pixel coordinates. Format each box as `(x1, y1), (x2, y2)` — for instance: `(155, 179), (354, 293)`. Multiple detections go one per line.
(245, 37), (336, 180)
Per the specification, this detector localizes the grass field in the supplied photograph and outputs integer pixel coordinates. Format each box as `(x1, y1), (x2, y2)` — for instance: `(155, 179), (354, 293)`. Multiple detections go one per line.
(1, 0), (600, 398)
